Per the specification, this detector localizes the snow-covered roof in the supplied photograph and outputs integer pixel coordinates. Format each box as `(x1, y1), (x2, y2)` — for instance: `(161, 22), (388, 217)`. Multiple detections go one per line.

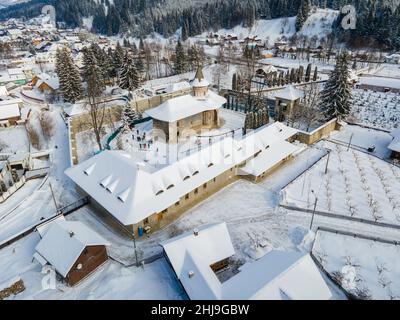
(358, 76), (400, 90)
(239, 140), (299, 177)
(65, 122), (298, 226)
(36, 74), (59, 90)
(0, 103), (20, 120)
(0, 86), (8, 97)
(166, 81), (191, 93)
(36, 215), (66, 238)
(223, 250), (332, 300)
(275, 85), (304, 101)
(192, 67), (210, 88)
(257, 65), (278, 74)
(145, 91), (226, 123)
(35, 221), (109, 277)
(388, 128), (400, 152)
(161, 223), (234, 300)
(161, 223), (332, 300)
(7, 68), (24, 76)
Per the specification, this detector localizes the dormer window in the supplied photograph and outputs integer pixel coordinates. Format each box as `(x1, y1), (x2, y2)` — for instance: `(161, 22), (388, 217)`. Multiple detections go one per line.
(156, 190), (164, 196)
(208, 163), (214, 168)
(183, 176), (190, 181)
(192, 171), (199, 176)
(167, 184), (174, 190)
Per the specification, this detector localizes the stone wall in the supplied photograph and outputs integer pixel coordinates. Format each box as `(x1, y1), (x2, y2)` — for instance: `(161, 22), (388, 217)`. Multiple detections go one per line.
(295, 118), (340, 145)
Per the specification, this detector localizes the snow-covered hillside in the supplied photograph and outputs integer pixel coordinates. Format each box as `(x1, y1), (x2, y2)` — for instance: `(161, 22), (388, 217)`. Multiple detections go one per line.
(192, 8), (339, 44)
(0, 0), (30, 9)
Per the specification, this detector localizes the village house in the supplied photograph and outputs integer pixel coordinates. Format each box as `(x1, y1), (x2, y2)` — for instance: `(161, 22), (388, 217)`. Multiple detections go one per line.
(65, 122), (299, 238)
(31, 73), (60, 94)
(145, 68), (226, 143)
(0, 103), (21, 127)
(161, 222), (333, 300)
(34, 220), (110, 286)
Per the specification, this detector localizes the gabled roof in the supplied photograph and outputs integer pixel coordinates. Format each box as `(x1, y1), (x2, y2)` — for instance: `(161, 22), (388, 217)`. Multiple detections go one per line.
(161, 223), (234, 300)
(0, 103), (20, 120)
(145, 90), (226, 122)
(223, 250), (332, 300)
(65, 123), (298, 226)
(161, 223), (332, 300)
(275, 85), (304, 101)
(35, 221), (109, 277)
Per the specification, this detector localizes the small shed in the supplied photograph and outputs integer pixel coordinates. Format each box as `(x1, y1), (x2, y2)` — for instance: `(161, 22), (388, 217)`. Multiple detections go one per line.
(34, 221), (110, 286)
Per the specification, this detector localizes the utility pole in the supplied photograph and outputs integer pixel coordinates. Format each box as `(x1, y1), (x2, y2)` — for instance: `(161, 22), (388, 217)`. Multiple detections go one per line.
(49, 182), (59, 214)
(347, 133), (354, 151)
(310, 189), (318, 230)
(325, 150), (331, 174)
(133, 234), (139, 267)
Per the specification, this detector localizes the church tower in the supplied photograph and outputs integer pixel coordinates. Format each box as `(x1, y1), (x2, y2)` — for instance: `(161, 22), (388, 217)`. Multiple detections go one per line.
(192, 66), (209, 97)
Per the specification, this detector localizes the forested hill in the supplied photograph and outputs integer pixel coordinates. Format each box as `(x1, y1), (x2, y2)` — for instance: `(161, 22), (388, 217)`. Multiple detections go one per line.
(0, 0), (342, 37)
(1, 0), (400, 50)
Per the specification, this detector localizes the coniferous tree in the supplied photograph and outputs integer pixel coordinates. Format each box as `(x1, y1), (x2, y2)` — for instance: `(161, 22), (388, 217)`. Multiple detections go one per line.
(57, 47), (83, 104)
(320, 52), (352, 120)
(313, 66), (318, 81)
(174, 40), (187, 75)
(119, 53), (140, 92)
(296, 0), (310, 32)
(122, 103), (141, 127)
(305, 63), (312, 82)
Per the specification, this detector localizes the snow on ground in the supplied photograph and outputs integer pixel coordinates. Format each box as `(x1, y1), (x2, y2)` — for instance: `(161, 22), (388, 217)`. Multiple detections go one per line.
(313, 230), (400, 300)
(283, 138), (400, 225)
(349, 89), (399, 130)
(192, 8), (338, 45)
(0, 232), (185, 300)
(330, 124), (394, 159)
(370, 64), (400, 79)
(0, 108), (77, 244)
(0, 125), (30, 153)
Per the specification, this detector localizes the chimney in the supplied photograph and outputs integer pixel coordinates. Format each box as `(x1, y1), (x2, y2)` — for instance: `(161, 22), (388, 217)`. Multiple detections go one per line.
(188, 271), (195, 278)
(69, 231), (74, 238)
(193, 228), (199, 236)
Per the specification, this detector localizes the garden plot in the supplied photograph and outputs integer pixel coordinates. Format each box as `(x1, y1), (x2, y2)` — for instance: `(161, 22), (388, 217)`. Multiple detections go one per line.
(313, 230), (400, 300)
(283, 140), (400, 224)
(349, 89), (399, 130)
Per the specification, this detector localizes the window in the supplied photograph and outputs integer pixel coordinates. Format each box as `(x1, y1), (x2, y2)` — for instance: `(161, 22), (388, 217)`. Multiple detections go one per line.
(213, 178), (216, 183)
(144, 218), (149, 225)
(167, 184), (174, 190)
(185, 194), (189, 200)
(203, 183), (207, 189)
(156, 190), (164, 196)
(175, 201), (180, 206)
(193, 171), (199, 176)
(194, 188), (199, 194)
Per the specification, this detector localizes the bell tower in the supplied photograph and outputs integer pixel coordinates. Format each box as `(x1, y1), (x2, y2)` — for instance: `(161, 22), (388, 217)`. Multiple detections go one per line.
(192, 66), (209, 97)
